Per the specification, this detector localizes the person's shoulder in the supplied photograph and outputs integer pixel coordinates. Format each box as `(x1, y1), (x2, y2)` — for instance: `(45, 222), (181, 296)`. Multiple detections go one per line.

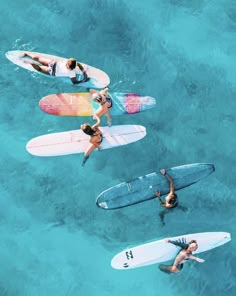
(57, 60), (64, 65)
(179, 249), (187, 256)
(166, 193), (174, 200)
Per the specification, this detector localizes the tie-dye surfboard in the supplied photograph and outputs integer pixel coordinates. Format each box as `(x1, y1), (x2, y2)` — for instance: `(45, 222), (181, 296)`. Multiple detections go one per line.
(39, 92), (157, 116)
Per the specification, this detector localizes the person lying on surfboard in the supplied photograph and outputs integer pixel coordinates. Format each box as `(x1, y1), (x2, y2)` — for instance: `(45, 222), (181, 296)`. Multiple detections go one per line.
(21, 53), (89, 84)
(159, 239), (205, 273)
(155, 169), (178, 208)
(90, 87), (112, 127)
(81, 117), (102, 166)
(155, 169), (188, 225)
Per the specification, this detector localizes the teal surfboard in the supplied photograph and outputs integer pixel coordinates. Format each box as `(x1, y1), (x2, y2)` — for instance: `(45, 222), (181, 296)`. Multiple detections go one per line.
(96, 163), (215, 209)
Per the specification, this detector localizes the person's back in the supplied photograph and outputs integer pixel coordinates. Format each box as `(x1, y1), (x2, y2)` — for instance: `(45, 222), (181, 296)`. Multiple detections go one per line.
(55, 59), (77, 78)
(22, 54), (88, 84)
(90, 87), (112, 126)
(81, 120), (102, 166)
(159, 239), (205, 273)
(155, 169), (178, 209)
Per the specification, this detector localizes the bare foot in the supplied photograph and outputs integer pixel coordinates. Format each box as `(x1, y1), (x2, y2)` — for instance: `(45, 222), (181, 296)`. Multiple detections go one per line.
(155, 191), (161, 197)
(20, 53), (32, 59)
(23, 59), (34, 64)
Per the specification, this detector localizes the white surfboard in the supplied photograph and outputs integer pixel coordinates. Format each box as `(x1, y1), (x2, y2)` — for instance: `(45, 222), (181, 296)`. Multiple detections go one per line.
(26, 125), (146, 156)
(5, 50), (110, 88)
(111, 232), (231, 270)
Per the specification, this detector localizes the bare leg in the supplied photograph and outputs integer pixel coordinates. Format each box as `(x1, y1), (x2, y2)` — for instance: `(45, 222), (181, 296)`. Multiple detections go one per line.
(84, 143), (99, 157)
(94, 106), (111, 126)
(22, 53), (52, 66)
(82, 143), (99, 166)
(30, 64), (50, 75)
(159, 264), (180, 274)
(105, 110), (111, 126)
(90, 89), (99, 95)
(93, 106), (105, 119)
(178, 205), (188, 212)
(159, 209), (167, 226)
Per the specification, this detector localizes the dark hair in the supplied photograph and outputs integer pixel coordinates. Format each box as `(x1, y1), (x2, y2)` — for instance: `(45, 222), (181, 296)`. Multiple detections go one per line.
(189, 240), (197, 245)
(169, 193), (178, 207)
(81, 124), (95, 136)
(189, 240), (198, 248)
(93, 95), (103, 103)
(68, 58), (77, 70)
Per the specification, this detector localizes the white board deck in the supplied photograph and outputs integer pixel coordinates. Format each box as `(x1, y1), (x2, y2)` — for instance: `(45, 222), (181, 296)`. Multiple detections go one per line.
(5, 50), (110, 88)
(26, 125), (146, 156)
(111, 232), (231, 270)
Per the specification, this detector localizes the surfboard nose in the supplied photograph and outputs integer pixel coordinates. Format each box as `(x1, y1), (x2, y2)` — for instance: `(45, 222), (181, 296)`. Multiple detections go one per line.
(210, 163), (215, 172)
(214, 232), (231, 248)
(96, 196), (108, 209)
(223, 232), (231, 242)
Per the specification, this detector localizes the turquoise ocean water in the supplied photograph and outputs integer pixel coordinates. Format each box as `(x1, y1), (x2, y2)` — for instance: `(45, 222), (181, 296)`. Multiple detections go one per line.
(0, 0), (235, 295)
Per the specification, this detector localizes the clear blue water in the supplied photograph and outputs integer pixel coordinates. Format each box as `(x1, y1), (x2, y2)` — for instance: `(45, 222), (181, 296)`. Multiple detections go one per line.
(0, 0), (235, 295)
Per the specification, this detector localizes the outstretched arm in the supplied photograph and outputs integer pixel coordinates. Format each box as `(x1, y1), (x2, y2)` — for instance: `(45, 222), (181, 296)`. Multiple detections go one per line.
(71, 77), (81, 84)
(155, 191), (167, 208)
(90, 87), (109, 96)
(165, 239), (189, 249)
(188, 255), (205, 263)
(92, 116), (101, 128)
(160, 169), (175, 195)
(159, 210), (167, 225)
(100, 87), (109, 96)
(71, 62), (89, 83)
(178, 205), (188, 212)
(89, 89), (99, 95)
(77, 62), (88, 81)
(76, 61), (85, 72)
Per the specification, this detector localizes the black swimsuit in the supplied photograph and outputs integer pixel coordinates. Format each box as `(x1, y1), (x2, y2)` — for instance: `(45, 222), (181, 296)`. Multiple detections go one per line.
(101, 95), (112, 108)
(48, 61), (56, 76)
(169, 196), (178, 207)
(92, 132), (103, 144)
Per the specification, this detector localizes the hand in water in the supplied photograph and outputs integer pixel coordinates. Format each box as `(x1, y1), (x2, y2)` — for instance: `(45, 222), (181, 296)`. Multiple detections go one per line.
(196, 258), (205, 263)
(160, 169), (166, 175)
(82, 71), (90, 82)
(155, 191), (161, 197)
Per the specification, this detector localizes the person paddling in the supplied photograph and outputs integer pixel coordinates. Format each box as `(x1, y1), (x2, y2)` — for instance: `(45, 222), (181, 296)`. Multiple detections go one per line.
(155, 169), (187, 225)
(81, 117), (102, 166)
(159, 239), (205, 273)
(22, 53), (89, 84)
(90, 87), (112, 126)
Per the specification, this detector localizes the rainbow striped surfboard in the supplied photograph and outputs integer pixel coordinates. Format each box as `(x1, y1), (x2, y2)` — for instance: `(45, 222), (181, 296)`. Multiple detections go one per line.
(39, 92), (157, 116)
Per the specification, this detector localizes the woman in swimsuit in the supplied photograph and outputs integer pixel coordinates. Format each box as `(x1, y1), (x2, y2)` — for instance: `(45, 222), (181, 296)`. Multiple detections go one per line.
(21, 53), (88, 84)
(81, 118), (103, 166)
(155, 169), (178, 208)
(90, 87), (112, 126)
(155, 169), (188, 225)
(159, 239), (205, 273)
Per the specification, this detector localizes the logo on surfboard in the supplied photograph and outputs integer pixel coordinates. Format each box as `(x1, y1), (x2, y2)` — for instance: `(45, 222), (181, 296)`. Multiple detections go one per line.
(125, 250), (134, 260)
